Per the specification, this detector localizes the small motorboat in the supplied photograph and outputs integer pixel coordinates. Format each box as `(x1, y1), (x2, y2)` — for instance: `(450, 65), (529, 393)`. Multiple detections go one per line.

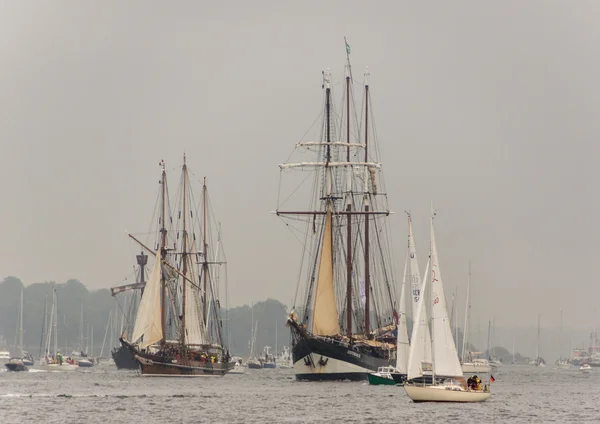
(5, 358), (28, 372)
(580, 364), (592, 373)
(77, 358), (94, 368)
(368, 366), (401, 386)
(228, 361), (246, 375)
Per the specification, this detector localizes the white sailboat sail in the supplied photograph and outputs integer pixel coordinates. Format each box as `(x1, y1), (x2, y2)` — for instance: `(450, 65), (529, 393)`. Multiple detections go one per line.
(131, 250), (164, 348)
(311, 209), (341, 336)
(395, 253), (410, 373)
(408, 216), (432, 363)
(407, 257), (431, 380)
(430, 217), (463, 378)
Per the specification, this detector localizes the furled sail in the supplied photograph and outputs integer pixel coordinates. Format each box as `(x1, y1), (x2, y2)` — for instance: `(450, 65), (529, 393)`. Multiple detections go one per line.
(131, 250), (164, 348)
(311, 208), (341, 336)
(395, 253), (410, 373)
(407, 257), (431, 380)
(430, 218), (463, 377)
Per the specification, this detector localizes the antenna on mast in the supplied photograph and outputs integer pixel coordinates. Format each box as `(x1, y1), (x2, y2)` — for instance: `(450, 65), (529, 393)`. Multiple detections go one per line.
(344, 37), (353, 82)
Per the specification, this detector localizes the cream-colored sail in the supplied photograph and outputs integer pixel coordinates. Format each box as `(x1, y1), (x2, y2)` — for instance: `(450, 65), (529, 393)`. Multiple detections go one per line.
(132, 250), (164, 348)
(430, 217), (463, 377)
(311, 209), (340, 336)
(183, 278), (206, 345)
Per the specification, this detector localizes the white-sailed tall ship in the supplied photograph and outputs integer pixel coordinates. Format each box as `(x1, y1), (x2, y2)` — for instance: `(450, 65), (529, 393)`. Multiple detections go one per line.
(278, 43), (398, 381)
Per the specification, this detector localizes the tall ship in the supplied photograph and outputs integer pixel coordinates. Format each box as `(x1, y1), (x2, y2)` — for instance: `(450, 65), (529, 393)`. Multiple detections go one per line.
(121, 156), (232, 376)
(277, 43), (398, 381)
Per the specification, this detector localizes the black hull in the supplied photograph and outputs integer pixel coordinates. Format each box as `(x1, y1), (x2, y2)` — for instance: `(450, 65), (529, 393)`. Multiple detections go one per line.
(290, 325), (393, 381)
(390, 372), (408, 384)
(5, 363), (28, 372)
(112, 344), (139, 370)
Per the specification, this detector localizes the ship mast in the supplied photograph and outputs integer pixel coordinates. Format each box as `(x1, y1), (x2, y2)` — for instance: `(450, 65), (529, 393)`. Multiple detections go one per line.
(363, 67), (371, 335)
(344, 41), (353, 338)
(180, 154), (188, 346)
(202, 177), (208, 325)
(159, 160), (167, 343)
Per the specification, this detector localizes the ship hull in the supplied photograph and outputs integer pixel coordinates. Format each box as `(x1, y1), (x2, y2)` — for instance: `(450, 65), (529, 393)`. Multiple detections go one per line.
(121, 338), (232, 377)
(291, 330), (392, 381)
(112, 344), (139, 370)
(5, 362), (28, 372)
(404, 384), (491, 403)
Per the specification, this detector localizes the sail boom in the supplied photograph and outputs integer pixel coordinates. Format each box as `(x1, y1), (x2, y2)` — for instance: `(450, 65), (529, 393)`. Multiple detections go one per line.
(279, 161), (381, 170)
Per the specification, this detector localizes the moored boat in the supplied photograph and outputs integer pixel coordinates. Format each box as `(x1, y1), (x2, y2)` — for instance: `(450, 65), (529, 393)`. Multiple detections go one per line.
(5, 358), (28, 372)
(368, 366), (399, 385)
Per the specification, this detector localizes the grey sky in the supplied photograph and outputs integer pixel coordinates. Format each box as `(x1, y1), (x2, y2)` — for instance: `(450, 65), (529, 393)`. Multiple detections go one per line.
(1, 1), (598, 330)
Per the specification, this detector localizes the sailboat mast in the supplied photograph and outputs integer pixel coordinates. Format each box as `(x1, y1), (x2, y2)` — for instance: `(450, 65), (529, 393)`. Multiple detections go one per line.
(461, 262), (471, 362)
(79, 294), (84, 353)
(536, 314), (540, 359)
(203, 177), (208, 325)
(39, 292), (47, 359)
(345, 67), (353, 338)
(180, 155), (189, 346)
(19, 287), (23, 356)
(53, 289), (58, 356)
(160, 160), (167, 342)
(560, 308), (563, 359)
(363, 69), (370, 335)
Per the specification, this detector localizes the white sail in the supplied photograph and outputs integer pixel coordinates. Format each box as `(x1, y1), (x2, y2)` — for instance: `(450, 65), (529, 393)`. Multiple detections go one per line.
(430, 217), (463, 377)
(408, 216), (432, 362)
(395, 252), (410, 373)
(184, 279), (206, 345)
(131, 250), (164, 348)
(407, 257), (431, 380)
(311, 209), (341, 336)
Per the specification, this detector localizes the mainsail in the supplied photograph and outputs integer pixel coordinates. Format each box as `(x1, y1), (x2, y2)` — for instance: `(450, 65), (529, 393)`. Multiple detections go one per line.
(131, 250), (164, 348)
(183, 280), (205, 345)
(407, 256), (431, 380)
(408, 216), (432, 365)
(430, 217), (463, 377)
(311, 208), (341, 336)
(395, 252), (410, 373)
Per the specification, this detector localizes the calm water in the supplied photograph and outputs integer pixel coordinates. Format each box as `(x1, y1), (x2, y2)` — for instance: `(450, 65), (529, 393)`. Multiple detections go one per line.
(1, 363), (599, 423)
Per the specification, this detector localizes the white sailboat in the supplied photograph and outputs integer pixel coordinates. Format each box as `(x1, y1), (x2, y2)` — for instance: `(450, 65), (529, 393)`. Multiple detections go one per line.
(404, 213), (490, 403)
(556, 309), (570, 368)
(460, 263), (491, 374)
(530, 314), (546, 366)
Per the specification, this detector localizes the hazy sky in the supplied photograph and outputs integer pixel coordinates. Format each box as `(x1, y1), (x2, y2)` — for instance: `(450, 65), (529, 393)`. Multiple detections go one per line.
(1, 1), (598, 330)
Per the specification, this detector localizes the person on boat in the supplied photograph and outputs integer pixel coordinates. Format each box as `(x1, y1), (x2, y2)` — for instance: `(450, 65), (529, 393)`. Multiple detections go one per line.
(57, 352), (63, 365)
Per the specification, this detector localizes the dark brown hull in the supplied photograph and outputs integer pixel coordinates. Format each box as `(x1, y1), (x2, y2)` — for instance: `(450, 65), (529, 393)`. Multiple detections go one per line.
(137, 355), (232, 377)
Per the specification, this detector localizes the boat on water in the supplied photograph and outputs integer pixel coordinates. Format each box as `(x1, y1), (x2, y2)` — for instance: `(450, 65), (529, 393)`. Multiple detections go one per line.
(5, 358), (28, 372)
(261, 346), (276, 369)
(121, 157), (232, 377)
(276, 346), (292, 369)
(368, 366), (399, 385)
(531, 314), (546, 367)
(228, 357), (246, 374)
(579, 363), (592, 373)
(460, 264), (492, 374)
(0, 350), (11, 367)
(404, 213), (490, 403)
(279, 43), (398, 381)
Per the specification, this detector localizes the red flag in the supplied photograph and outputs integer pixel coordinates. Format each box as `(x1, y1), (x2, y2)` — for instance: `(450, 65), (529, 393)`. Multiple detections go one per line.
(490, 375), (495, 383)
(393, 310), (399, 325)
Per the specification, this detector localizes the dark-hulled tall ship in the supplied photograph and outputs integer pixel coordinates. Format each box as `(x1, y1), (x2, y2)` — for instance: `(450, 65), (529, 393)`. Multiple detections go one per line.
(121, 157), (232, 377)
(276, 42), (398, 381)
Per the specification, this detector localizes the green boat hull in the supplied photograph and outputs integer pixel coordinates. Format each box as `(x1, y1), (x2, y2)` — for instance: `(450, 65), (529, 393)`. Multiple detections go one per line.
(368, 373), (397, 386)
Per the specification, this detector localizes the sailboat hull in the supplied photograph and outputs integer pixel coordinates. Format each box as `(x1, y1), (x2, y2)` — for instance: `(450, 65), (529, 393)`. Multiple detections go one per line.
(404, 384), (491, 403)
(291, 333), (392, 381)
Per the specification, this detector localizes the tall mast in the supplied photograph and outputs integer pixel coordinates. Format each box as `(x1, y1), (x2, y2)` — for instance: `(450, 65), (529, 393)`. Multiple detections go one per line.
(202, 177), (208, 325)
(39, 292), (48, 359)
(461, 261), (471, 363)
(345, 55), (353, 338)
(560, 308), (563, 359)
(18, 287), (23, 356)
(180, 154), (188, 346)
(53, 289), (58, 356)
(79, 294), (84, 353)
(159, 160), (167, 342)
(363, 68), (371, 335)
